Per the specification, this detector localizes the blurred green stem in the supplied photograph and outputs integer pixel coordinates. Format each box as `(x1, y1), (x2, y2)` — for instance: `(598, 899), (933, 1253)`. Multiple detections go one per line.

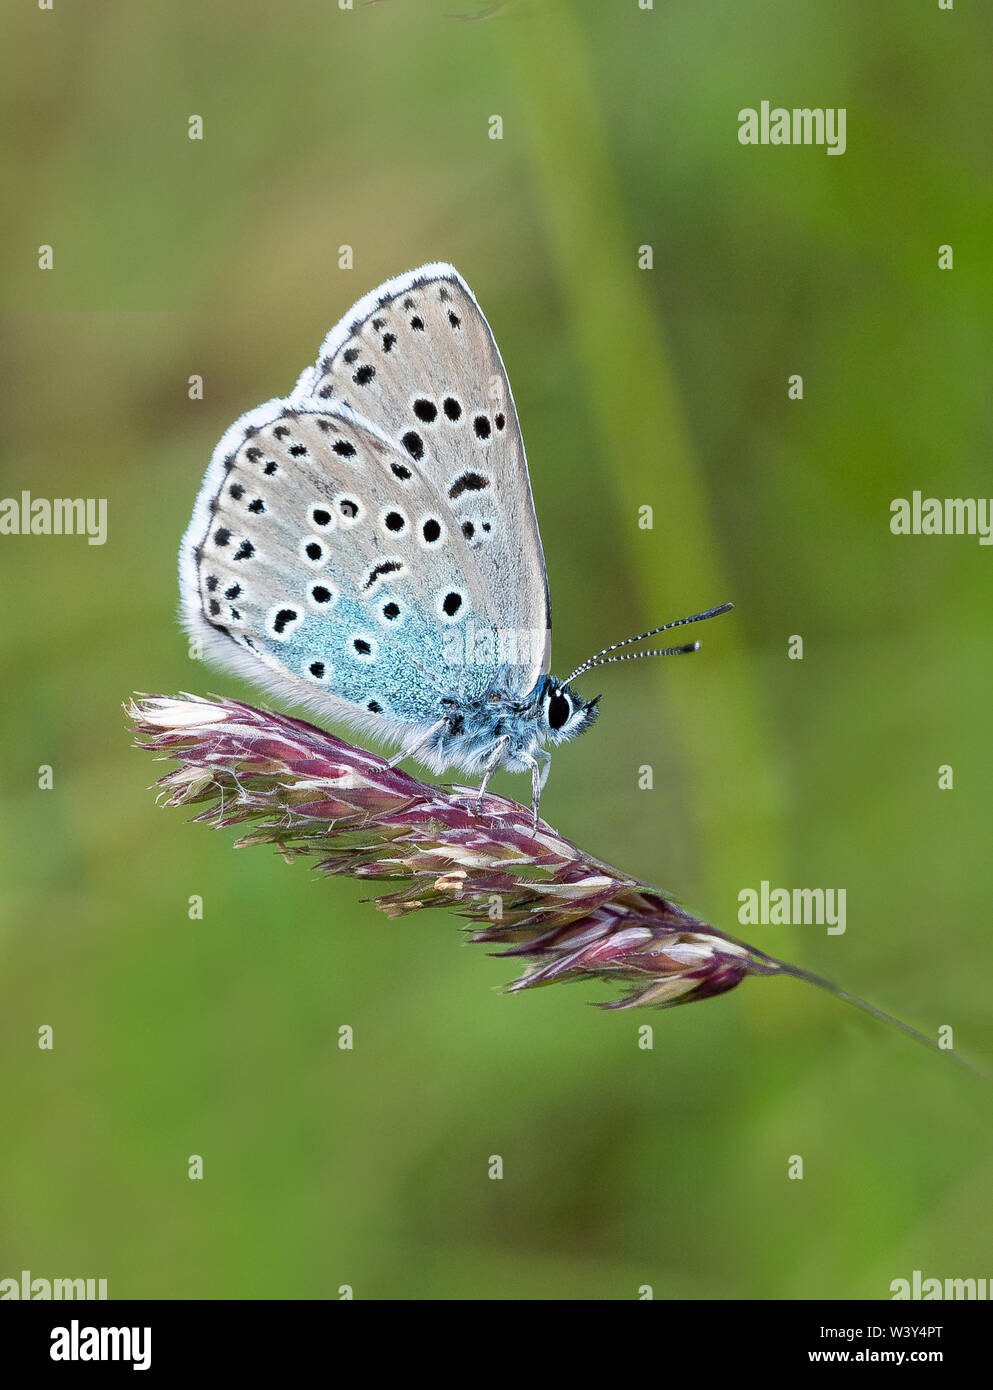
(499, 2), (785, 905)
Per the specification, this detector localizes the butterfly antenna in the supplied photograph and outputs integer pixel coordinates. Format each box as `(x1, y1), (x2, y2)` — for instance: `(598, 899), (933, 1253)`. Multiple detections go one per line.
(565, 602), (734, 683)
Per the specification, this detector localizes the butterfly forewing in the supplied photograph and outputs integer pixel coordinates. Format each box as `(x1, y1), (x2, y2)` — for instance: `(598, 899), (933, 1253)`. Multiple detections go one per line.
(305, 265), (551, 686)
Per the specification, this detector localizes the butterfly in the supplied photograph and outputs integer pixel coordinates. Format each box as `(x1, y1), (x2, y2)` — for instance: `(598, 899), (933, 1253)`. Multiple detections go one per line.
(179, 263), (732, 824)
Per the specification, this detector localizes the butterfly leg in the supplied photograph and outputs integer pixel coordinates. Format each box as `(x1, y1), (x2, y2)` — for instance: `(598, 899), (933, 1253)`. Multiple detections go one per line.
(386, 717), (449, 769)
(520, 749), (551, 829)
(474, 734), (511, 807)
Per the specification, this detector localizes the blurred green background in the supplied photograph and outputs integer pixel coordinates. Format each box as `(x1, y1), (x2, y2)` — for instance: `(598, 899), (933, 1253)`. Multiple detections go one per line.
(1, 0), (991, 1300)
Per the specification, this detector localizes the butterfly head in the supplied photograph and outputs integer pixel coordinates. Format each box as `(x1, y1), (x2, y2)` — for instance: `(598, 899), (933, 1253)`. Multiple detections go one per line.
(536, 676), (601, 747)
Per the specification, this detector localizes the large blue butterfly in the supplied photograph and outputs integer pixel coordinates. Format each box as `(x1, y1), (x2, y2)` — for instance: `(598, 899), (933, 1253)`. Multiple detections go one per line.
(180, 263), (730, 822)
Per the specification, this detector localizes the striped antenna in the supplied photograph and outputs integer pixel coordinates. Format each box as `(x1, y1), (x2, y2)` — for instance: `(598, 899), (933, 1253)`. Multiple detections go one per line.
(564, 602), (734, 684)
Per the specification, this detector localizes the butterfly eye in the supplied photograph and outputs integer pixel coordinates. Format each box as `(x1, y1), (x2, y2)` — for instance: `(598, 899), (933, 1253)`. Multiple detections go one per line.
(546, 691), (572, 731)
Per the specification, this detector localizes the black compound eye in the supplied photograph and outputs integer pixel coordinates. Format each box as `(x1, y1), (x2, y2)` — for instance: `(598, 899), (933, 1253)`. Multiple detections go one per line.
(547, 691), (571, 731)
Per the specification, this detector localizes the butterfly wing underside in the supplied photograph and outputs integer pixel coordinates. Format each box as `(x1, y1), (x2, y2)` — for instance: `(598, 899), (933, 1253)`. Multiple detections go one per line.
(180, 263), (551, 750)
(182, 401), (517, 739)
(302, 263), (551, 686)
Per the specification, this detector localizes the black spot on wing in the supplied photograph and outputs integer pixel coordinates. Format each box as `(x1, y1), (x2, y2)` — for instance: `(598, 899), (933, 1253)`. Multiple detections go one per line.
(363, 560), (403, 591)
(449, 472), (489, 500)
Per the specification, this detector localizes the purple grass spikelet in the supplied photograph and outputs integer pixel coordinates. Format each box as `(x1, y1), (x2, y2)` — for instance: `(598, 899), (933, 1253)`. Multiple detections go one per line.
(126, 694), (977, 1068)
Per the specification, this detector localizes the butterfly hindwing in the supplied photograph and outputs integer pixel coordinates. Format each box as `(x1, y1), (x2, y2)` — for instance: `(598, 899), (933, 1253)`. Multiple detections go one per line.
(183, 399), (505, 740)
